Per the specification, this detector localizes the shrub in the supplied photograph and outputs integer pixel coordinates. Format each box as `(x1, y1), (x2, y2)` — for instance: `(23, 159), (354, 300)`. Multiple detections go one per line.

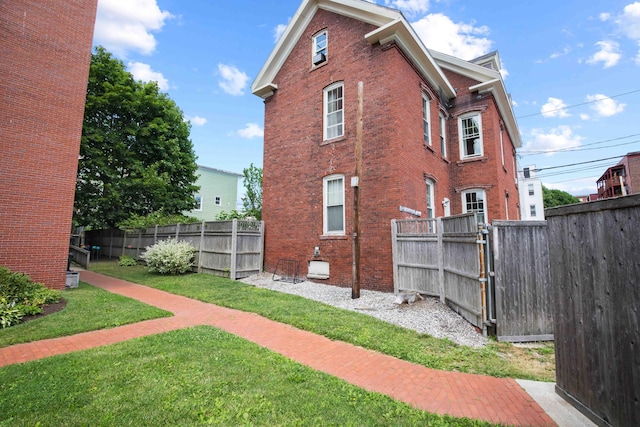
(140, 239), (195, 275)
(118, 255), (138, 267)
(0, 267), (61, 327)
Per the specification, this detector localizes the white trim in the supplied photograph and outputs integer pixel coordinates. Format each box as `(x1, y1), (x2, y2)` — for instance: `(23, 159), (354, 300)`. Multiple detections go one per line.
(194, 194), (203, 211)
(323, 82), (344, 140)
(422, 93), (431, 145)
(439, 112), (447, 158)
(323, 174), (345, 235)
(461, 189), (488, 224)
(458, 112), (483, 159)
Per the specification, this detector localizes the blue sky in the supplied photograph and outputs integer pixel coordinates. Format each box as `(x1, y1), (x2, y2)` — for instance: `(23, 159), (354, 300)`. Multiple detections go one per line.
(93, 0), (640, 196)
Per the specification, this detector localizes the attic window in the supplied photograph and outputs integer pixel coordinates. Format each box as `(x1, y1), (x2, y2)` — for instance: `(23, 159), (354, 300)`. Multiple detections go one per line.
(313, 31), (327, 66)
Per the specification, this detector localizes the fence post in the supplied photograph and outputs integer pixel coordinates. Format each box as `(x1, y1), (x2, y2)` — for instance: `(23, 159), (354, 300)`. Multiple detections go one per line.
(175, 223), (180, 240)
(437, 217), (445, 303)
(198, 221), (205, 273)
(136, 229), (141, 258)
(258, 221), (265, 274)
(230, 219), (238, 280)
(154, 225), (158, 244)
(391, 219), (399, 295)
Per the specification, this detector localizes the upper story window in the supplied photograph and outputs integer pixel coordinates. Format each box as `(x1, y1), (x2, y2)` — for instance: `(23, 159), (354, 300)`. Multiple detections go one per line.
(439, 113), (447, 157)
(215, 196), (221, 206)
(323, 174), (345, 235)
(459, 113), (483, 159)
(528, 184), (534, 196)
(530, 204), (537, 217)
(194, 195), (202, 211)
(312, 31), (327, 66)
(462, 189), (487, 225)
(324, 82), (344, 140)
(422, 93), (431, 145)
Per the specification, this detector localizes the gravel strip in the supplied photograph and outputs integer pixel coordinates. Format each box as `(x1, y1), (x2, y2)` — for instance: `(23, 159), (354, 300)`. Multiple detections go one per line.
(239, 273), (489, 348)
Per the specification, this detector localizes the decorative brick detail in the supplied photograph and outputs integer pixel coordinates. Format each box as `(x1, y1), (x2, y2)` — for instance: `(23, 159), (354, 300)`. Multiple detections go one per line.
(0, 0), (98, 289)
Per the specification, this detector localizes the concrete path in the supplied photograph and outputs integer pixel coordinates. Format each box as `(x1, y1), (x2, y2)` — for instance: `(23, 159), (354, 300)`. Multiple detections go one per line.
(0, 270), (559, 426)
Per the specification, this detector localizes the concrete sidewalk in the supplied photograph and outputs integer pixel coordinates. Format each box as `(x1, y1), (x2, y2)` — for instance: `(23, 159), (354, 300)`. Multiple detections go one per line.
(0, 271), (589, 426)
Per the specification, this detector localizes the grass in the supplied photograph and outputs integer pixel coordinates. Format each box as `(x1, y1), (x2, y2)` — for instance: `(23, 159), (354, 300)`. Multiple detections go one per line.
(90, 261), (555, 382)
(0, 282), (171, 348)
(0, 326), (497, 426)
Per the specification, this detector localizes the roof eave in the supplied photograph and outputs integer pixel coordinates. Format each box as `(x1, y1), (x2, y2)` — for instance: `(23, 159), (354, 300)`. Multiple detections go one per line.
(469, 79), (522, 148)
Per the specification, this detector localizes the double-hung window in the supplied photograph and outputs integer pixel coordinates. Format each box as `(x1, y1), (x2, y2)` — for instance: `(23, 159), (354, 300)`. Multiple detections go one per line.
(422, 94), (431, 145)
(313, 31), (327, 65)
(323, 174), (345, 235)
(439, 113), (447, 157)
(215, 196), (221, 206)
(426, 179), (435, 233)
(194, 195), (202, 211)
(324, 82), (344, 140)
(459, 113), (483, 158)
(528, 184), (534, 196)
(462, 189), (487, 225)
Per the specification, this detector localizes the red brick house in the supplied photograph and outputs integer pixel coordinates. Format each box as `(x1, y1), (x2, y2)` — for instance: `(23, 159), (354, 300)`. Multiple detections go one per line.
(596, 151), (640, 199)
(252, 0), (521, 292)
(0, 0), (98, 289)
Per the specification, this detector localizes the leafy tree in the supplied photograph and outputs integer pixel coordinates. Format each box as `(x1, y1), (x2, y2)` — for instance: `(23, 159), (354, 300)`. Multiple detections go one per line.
(74, 46), (199, 228)
(241, 164), (263, 220)
(542, 185), (580, 208)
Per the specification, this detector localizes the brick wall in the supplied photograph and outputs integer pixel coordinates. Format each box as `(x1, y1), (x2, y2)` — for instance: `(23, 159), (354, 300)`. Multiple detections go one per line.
(262, 9), (520, 291)
(0, 0), (98, 289)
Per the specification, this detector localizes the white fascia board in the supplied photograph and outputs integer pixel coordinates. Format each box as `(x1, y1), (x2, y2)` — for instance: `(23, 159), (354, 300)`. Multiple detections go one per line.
(430, 49), (501, 83)
(317, 0), (399, 26)
(470, 79), (522, 148)
(365, 19), (456, 99)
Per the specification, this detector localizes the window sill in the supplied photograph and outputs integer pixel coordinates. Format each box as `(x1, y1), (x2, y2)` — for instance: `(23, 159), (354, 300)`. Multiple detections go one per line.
(310, 61), (328, 72)
(321, 135), (347, 146)
(320, 234), (348, 240)
(423, 143), (435, 153)
(440, 156), (450, 164)
(456, 156), (487, 166)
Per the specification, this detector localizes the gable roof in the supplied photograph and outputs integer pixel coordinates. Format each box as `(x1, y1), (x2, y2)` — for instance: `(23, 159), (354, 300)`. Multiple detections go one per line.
(251, 0), (455, 99)
(251, 0), (521, 148)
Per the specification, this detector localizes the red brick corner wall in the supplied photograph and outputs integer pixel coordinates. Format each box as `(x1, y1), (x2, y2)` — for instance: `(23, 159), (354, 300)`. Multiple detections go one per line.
(0, 0), (98, 289)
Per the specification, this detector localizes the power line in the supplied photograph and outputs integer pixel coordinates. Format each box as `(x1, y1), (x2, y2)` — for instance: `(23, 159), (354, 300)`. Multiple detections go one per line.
(516, 88), (640, 119)
(519, 133), (640, 156)
(534, 155), (624, 172)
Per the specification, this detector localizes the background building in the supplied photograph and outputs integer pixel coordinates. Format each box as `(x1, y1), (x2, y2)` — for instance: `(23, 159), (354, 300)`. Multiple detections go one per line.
(185, 165), (243, 221)
(0, 0), (98, 288)
(518, 165), (545, 220)
(596, 151), (640, 199)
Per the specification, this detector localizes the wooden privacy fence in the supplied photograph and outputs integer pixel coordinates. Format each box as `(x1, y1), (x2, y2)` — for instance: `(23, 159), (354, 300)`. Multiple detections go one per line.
(391, 213), (492, 332)
(85, 220), (264, 280)
(546, 195), (640, 427)
(492, 221), (553, 342)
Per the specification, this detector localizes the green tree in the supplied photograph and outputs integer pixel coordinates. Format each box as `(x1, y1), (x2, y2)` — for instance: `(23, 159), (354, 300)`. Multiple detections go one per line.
(241, 164), (263, 220)
(75, 47), (199, 228)
(542, 185), (580, 208)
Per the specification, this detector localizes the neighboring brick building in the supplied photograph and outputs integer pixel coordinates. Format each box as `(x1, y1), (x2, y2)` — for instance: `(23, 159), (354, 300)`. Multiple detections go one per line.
(596, 151), (640, 199)
(0, 1), (98, 288)
(251, 0), (521, 292)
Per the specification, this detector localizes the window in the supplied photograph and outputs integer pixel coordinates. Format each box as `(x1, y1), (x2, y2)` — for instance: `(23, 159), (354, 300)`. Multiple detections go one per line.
(312, 31), (327, 65)
(324, 82), (344, 140)
(528, 184), (534, 196)
(439, 113), (447, 157)
(422, 94), (431, 145)
(530, 204), (537, 217)
(499, 126), (505, 166)
(462, 189), (487, 224)
(194, 195), (202, 211)
(426, 179), (435, 233)
(459, 113), (483, 158)
(215, 196), (221, 206)
(523, 167), (531, 178)
(323, 174), (344, 234)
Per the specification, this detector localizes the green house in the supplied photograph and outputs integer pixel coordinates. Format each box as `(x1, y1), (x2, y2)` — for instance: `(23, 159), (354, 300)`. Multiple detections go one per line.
(186, 165), (243, 221)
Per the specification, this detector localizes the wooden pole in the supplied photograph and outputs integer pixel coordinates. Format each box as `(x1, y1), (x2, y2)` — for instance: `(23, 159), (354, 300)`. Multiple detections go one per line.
(352, 82), (364, 299)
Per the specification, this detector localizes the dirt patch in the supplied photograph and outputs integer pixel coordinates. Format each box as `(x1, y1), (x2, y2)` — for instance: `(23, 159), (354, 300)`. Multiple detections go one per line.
(20, 298), (67, 323)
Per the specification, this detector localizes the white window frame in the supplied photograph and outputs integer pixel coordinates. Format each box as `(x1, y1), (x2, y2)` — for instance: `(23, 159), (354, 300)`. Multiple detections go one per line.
(499, 126), (505, 166)
(312, 31), (327, 64)
(214, 196), (221, 206)
(194, 195), (203, 211)
(461, 189), (487, 225)
(458, 113), (483, 159)
(323, 174), (345, 235)
(323, 82), (344, 140)
(425, 179), (435, 219)
(528, 184), (534, 196)
(422, 93), (431, 145)
(530, 204), (537, 217)
(439, 113), (447, 157)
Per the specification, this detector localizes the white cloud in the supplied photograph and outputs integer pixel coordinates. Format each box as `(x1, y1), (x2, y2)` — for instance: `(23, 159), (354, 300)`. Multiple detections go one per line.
(217, 64), (249, 96)
(385, 0), (430, 16)
(541, 97), (570, 118)
(525, 126), (584, 155)
(599, 12), (611, 22)
(616, 2), (640, 39)
(274, 23), (288, 43)
(544, 177), (598, 197)
(580, 113), (591, 120)
(237, 123), (264, 139)
(412, 13), (492, 60)
(587, 40), (621, 68)
(94, 0), (173, 57)
(185, 115), (207, 126)
(127, 61), (169, 90)
(585, 93), (626, 117)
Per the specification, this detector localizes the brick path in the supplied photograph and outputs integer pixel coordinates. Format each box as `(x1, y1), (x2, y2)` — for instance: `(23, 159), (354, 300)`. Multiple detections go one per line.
(0, 271), (555, 426)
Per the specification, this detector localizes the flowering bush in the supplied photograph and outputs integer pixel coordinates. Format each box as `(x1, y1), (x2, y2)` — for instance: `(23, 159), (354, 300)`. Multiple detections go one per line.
(141, 239), (196, 275)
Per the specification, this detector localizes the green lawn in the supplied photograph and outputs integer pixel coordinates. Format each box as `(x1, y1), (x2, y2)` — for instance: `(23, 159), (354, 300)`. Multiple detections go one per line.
(0, 326), (496, 426)
(89, 262), (555, 382)
(0, 282), (171, 348)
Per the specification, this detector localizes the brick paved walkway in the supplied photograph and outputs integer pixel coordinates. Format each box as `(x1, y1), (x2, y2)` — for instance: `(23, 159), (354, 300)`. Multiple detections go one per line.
(0, 271), (555, 426)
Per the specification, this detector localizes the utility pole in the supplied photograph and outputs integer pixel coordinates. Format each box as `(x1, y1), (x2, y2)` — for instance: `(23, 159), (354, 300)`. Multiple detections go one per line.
(352, 81), (363, 299)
